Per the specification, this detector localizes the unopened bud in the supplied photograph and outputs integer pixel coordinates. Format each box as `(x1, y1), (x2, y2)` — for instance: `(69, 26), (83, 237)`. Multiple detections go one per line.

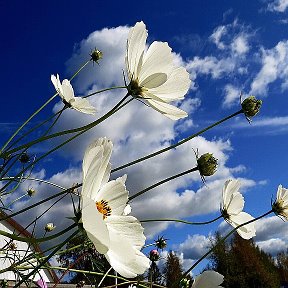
(90, 48), (103, 63)
(27, 188), (36, 197)
(45, 223), (55, 232)
(8, 242), (17, 250)
(19, 153), (30, 164)
(179, 278), (190, 288)
(197, 153), (218, 177)
(155, 236), (167, 250)
(241, 96), (262, 118)
(149, 249), (160, 262)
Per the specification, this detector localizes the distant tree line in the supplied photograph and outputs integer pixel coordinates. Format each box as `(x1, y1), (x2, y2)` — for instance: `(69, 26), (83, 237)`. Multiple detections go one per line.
(57, 233), (288, 288)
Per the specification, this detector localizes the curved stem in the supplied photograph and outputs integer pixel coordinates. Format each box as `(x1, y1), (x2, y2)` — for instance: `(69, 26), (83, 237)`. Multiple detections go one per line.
(3, 93), (130, 158)
(0, 222), (78, 244)
(129, 166), (198, 201)
(13, 230), (80, 288)
(141, 215), (222, 225)
(181, 209), (273, 278)
(0, 60), (90, 156)
(0, 95), (131, 193)
(84, 86), (127, 98)
(112, 110), (243, 173)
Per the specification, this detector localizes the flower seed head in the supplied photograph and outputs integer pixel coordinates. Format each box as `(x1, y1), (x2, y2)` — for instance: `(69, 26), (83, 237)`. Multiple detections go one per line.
(27, 188), (36, 197)
(197, 153), (218, 177)
(155, 236), (167, 250)
(45, 223), (55, 232)
(241, 96), (262, 118)
(19, 153), (30, 164)
(149, 249), (160, 262)
(90, 49), (103, 63)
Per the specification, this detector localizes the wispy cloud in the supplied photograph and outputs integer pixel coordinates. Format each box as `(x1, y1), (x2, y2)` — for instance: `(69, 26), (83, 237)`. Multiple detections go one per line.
(267, 0), (288, 12)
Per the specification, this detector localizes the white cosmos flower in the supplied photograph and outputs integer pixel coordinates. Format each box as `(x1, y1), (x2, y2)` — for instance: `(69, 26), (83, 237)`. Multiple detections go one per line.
(272, 184), (288, 220)
(81, 137), (149, 278)
(51, 74), (96, 115)
(221, 179), (256, 240)
(126, 21), (191, 120)
(192, 271), (224, 288)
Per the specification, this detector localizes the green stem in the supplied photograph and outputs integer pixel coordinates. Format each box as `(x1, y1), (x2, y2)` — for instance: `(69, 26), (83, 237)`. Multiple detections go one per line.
(0, 223), (77, 244)
(0, 60), (90, 156)
(84, 86), (127, 98)
(2, 94), (130, 158)
(0, 95), (131, 193)
(13, 230), (79, 288)
(129, 166), (198, 201)
(181, 209), (273, 278)
(112, 110), (243, 173)
(141, 215), (222, 225)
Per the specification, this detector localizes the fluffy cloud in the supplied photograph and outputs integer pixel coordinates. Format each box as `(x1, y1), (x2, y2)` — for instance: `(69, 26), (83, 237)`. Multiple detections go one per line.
(267, 0), (288, 12)
(250, 40), (288, 96)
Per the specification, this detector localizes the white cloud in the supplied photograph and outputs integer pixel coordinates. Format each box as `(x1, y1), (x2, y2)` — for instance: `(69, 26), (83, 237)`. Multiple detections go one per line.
(178, 234), (211, 260)
(250, 41), (288, 96)
(210, 26), (227, 50)
(257, 238), (286, 255)
(231, 35), (249, 55)
(223, 84), (241, 108)
(267, 0), (288, 12)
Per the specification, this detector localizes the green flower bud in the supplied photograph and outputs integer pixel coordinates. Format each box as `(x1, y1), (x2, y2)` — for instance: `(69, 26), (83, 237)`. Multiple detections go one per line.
(45, 223), (56, 232)
(27, 187), (36, 197)
(179, 278), (190, 288)
(90, 48), (103, 63)
(197, 153), (218, 177)
(241, 96), (262, 118)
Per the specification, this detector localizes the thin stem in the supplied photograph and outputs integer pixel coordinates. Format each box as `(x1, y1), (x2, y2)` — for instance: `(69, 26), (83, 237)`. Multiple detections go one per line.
(0, 95), (130, 193)
(112, 110), (243, 173)
(98, 267), (113, 288)
(3, 94), (130, 158)
(84, 86), (127, 98)
(13, 230), (80, 288)
(141, 215), (222, 225)
(0, 222), (78, 244)
(0, 59), (90, 156)
(181, 209), (273, 278)
(129, 167), (198, 201)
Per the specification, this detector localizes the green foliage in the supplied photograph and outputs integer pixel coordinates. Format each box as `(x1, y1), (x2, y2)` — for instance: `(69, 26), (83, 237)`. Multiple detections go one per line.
(208, 233), (280, 288)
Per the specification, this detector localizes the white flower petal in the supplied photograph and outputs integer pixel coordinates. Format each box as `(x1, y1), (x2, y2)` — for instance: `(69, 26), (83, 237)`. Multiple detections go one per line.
(123, 204), (132, 216)
(229, 212), (256, 239)
(51, 74), (64, 99)
(82, 138), (112, 200)
(226, 192), (244, 216)
(192, 271), (224, 288)
(71, 97), (96, 115)
(139, 42), (173, 83)
(148, 67), (191, 101)
(140, 73), (167, 89)
(145, 96), (188, 120)
(81, 196), (110, 254)
(105, 248), (149, 278)
(106, 215), (146, 250)
(61, 79), (75, 102)
(97, 176), (129, 216)
(222, 179), (241, 209)
(126, 21), (147, 80)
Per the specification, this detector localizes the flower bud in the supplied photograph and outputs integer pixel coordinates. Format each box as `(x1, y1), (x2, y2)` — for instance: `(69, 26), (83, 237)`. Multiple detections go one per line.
(241, 96), (262, 118)
(45, 223), (55, 232)
(149, 249), (160, 262)
(179, 278), (190, 288)
(155, 236), (167, 250)
(90, 48), (103, 63)
(19, 153), (30, 164)
(197, 153), (218, 177)
(27, 187), (36, 197)
(8, 242), (17, 250)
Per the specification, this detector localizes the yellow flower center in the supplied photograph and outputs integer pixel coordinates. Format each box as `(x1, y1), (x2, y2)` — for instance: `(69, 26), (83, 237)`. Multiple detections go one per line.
(96, 199), (112, 219)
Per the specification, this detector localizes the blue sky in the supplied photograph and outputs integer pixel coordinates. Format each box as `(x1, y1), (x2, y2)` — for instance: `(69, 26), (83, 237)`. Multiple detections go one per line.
(1, 0), (288, 276)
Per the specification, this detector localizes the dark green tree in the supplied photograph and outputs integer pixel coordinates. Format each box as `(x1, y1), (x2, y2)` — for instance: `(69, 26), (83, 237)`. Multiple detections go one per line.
(163, 251), (183, 288)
